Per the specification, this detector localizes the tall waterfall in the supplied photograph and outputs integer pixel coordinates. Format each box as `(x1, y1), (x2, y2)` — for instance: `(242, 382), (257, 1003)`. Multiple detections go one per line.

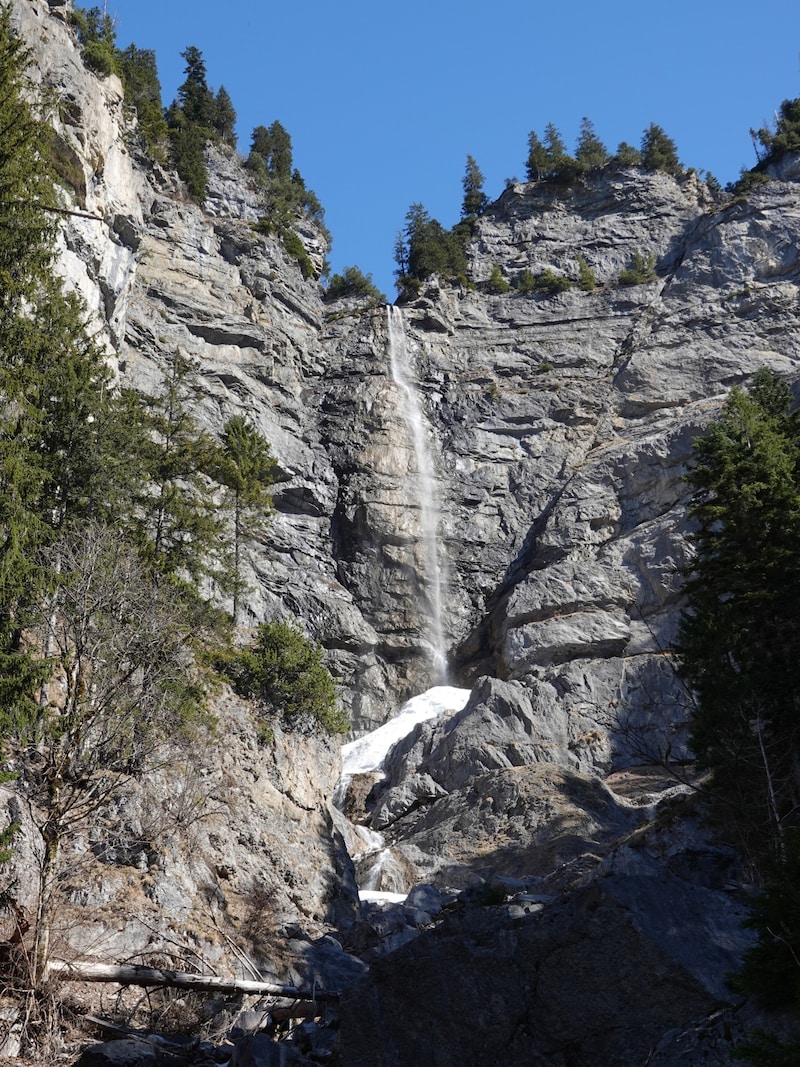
(387, 305), (448, 681)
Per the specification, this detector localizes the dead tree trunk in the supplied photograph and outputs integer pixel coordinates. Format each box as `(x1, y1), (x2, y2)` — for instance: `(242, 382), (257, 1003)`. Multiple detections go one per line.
(45, 960), (339, 1003)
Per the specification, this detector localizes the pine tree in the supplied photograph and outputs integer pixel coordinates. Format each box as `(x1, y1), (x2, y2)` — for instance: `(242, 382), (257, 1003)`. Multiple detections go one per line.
(525, 130), (548, 181)
(614, 141), (642, 167)
(399, 202), (467, 282)
(680, 374), (800, 1055)
(134, 352), (225, 587)
(72, 4), (120, 77)
(166, 45), (217, 199)
(213, 85), (237, 147)
(0, 6), (58, 338)
(751, 98), (800, 164)
(543, 122), (569, 175)
(232, 621), (346, 734)
(118, 44), (168, 157)
(575, 117), (609, 171)
(641, 123), (681, 174)
(265, 120), (293, 184)
(217, 416), (277, 623)
(170, 121), (208, 201)
(176, 45), (214, 127)
(676, 368), (800, 851)
(0, 5), (115, 681)
(462, 154), (488, 218)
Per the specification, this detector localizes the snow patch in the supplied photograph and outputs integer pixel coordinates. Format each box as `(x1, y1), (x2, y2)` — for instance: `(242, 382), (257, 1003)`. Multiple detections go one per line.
(341, 685), (471, 777)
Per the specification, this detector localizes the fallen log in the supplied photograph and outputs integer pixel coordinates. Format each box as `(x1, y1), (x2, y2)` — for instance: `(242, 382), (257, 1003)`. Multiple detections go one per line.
(46, 960), (338, 1003)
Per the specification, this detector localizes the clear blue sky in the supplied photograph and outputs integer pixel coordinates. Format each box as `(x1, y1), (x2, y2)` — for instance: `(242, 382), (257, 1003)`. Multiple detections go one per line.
(111, 0), (799, 297)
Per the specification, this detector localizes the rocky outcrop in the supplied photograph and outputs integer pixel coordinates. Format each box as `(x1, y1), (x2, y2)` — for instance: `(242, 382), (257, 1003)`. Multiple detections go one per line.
(337, 785), (756, 1066)
(338, 875), (747, 1067)
(1, 688), (357, 977)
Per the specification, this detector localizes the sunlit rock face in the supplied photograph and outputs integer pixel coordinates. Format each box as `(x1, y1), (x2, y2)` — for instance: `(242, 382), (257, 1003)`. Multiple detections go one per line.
(29, 0), (800, 742)
(326, 166), (800, 753)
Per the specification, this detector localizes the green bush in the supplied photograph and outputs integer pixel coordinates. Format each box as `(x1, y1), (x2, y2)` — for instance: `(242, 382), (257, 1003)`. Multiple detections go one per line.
(728, 168), (771, 199)
(283, 231), (315, 279)
(514, 269), (537, 293)
(326, 265), (385, 303)
(487, 264), (510, 293)
(751, 97), (800, 166)
(535, 269), (572, 294)
(230, 622), (347, 735)
(71, 6), (120, 77)
(514, 268), (572, 295)
(82, 38), (120, 76)
(576, 254), (596, 291)
(618, 251), (657, 286)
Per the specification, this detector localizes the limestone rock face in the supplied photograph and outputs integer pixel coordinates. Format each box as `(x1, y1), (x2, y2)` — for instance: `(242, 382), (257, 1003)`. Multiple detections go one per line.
(46, 688), (356, 971)
(328, 163), (800, 746)
(23, 0), (800, 747)
(12, 0), (146, 353)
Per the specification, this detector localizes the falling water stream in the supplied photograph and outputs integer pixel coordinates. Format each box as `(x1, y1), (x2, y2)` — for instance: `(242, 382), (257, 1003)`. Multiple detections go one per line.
(332, 310), (466, 903)
(386, 305), (448, 682)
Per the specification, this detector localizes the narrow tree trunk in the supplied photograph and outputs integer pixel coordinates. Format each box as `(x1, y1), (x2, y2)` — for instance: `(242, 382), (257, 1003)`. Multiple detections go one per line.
(32, 820), (60, 988)
(754, 711), (785, 850)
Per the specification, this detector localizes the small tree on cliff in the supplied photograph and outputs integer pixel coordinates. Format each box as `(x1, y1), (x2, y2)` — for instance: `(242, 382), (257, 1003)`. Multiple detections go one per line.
(134, 352), (225, 587)
(217, 416), (278, 623)
(462, 154), (488, 218)
(640, 123), (681, 175)
(575, 117), (610, 171)
(118, 44), (168, 158)
(229, 621), (347, 736)
(525, 130), (549, 181)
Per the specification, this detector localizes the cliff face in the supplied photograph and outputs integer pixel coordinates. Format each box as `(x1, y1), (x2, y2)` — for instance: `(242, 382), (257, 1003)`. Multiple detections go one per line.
(7, 1), (800, 1059)
(23, 0), (800, 744)
(327, 163), (800, 744)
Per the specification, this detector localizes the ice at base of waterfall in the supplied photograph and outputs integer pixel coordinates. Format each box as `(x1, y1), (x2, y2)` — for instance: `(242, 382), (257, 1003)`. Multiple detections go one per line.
(341, 685), (471, 777)
(359, 889), (408, 905)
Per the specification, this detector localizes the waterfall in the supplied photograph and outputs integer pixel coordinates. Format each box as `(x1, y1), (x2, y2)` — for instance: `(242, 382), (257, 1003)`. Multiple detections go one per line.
(386, 305), (448, 682)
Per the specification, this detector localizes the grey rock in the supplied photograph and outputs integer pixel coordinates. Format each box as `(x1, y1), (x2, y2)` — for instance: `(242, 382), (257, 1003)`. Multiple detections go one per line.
(229, 1034), (311, 1067)
(371, 772), (447, 829)
(403, 883), (443, 914)
(379, 762), (643, 891)
(230, 1010), (272, 1037)
(338, 874), (736, 1067)
(76, 1040), (162, 1067)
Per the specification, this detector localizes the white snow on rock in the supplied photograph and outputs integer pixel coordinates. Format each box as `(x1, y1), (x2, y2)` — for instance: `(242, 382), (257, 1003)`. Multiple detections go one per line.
(341, 686), (471, 777)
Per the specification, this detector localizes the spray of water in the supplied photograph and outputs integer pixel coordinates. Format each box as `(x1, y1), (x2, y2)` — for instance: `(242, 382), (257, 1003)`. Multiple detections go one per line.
(386, 306), (448, 681)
